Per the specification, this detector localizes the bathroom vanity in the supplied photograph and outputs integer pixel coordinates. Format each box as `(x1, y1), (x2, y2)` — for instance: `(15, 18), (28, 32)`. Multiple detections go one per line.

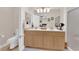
(24, 7), (65, 50)
(24, 29), (65, 50)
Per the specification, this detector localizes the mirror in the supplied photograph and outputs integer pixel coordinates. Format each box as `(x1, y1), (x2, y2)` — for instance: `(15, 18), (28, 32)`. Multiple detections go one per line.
(24, 7), (64, 30)
(55, 16), (60, 27)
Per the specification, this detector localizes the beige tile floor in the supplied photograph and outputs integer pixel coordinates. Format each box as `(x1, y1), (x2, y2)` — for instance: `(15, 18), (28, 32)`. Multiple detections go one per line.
(4, 47), (69, 51)
(23, 48), (69, 51)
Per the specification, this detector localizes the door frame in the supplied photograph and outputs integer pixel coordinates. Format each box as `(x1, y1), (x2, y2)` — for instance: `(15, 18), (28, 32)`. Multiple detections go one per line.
(18, 7), (25, 51)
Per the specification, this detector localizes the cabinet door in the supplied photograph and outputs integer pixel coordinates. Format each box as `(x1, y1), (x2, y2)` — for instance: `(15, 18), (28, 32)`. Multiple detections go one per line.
(54, 37), (65, 50)
(43, 32), (65, 50)
(24, 31), (33, 47)
(43, 32), (55, 49)
(31, 31), (43, 48)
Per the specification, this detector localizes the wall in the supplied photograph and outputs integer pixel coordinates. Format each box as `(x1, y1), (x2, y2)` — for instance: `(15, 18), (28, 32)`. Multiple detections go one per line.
(12, 8), (19, 33)
(67, 7), (79, 50)
(67, 7), (77, 12)
(0, 7), (19, 45)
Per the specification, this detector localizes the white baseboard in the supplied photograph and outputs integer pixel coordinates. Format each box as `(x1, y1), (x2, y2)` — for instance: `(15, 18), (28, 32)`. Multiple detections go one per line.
(67, 46), (73, 51)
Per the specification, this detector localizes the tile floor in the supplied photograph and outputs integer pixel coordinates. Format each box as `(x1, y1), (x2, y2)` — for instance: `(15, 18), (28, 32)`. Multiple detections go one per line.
(23, 48), (69, 51)
(12, 47), (69, 51)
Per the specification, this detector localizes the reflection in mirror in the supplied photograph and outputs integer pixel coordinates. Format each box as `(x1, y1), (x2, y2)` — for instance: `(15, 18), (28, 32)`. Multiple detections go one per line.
(59, 23), (64, 30)
(31, 15), (40, 29)
(25, 12), (31, 28)
(51, 17), (54, 20)
(24, 7), (65, 30)
(55, 16), (60, 28)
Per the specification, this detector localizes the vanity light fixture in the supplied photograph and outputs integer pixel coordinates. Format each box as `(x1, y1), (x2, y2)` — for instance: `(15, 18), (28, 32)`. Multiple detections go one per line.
(36, 7), (51, 13)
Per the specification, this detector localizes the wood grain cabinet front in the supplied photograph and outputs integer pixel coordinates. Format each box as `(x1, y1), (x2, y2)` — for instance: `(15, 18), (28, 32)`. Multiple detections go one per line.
(31, 31), (43, 48)
(54, 37), (65, 50)
(24, 31), (65, 50)
(43, 31), (55, 49)
(43, 32), (65, 50)
(24, 31), (33, 47)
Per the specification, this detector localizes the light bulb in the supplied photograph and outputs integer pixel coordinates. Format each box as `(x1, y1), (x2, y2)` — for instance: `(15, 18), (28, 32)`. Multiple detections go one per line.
(46, 8), (50, 13)
(44, 8), (46, 13)
(40, 8), (43, 13)
(37, 9), (40, 13)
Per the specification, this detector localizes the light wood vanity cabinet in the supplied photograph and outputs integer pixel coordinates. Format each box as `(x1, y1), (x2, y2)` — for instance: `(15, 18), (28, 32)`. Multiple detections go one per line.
(43, 32), (65, 50)
(24, 30), (65, 50)
(24, 31), (43, 48)
(43, 32), (55, 50)
(24, 31), (33, 47)
(31, 31), (43, 48)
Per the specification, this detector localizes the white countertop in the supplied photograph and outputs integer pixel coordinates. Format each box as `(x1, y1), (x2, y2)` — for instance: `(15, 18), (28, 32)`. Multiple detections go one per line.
(25, 28), (65, 32)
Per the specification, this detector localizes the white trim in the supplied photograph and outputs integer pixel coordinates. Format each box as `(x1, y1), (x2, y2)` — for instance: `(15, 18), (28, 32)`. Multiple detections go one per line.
(18, 7), (25, 51)
(64, 7), (67, 42)
(67, 46), (73, 51)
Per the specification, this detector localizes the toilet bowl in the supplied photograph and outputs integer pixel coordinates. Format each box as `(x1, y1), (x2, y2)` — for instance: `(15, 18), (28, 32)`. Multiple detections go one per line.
(0, 29), (19, 51)
(0, 35), (18, 51)
(8, 35), (18, 49)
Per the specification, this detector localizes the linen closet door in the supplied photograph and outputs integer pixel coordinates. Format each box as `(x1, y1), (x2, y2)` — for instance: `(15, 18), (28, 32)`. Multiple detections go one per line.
(67, 8), (79, 50)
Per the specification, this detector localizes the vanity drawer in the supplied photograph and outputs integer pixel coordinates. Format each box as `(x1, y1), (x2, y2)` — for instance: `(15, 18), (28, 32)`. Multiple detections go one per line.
(44, 31), (65, 37)
(52, 32), (65, 37)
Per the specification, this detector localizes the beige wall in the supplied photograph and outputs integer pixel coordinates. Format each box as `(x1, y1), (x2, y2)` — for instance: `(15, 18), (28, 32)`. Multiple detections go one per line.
(0, 7), (19, 45)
